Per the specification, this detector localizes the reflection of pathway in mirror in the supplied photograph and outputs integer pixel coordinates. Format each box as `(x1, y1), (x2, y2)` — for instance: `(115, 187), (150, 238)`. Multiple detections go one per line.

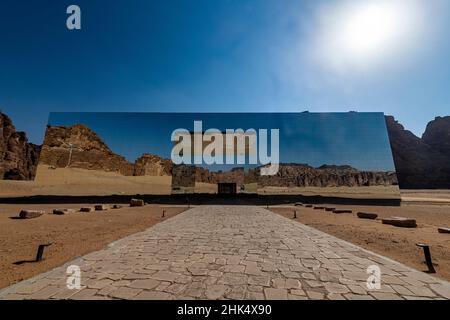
(1, 206), (449, 300)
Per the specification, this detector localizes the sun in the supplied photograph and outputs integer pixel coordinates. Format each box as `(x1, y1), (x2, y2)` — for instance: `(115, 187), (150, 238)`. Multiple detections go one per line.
(313, 0), (422, 72)
(341, 3), (399, 57)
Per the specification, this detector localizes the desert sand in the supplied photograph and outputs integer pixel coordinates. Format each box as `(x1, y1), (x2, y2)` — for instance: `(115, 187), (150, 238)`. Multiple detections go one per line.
(0, 203), (186, 289)
(401, 190), (450, 203)
(0, 166), (173, 196)
(258, 185), (400, 199)
(0, 166), (401, 199)
(270, 201), (450, 281)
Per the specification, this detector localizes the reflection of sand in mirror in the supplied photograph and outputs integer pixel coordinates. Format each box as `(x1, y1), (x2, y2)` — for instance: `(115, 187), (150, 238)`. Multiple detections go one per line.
(194, 183), (217, 194)
(0, 166), (400, 199)
(257, 186), (400, 199)
(0, 166), (172, 196)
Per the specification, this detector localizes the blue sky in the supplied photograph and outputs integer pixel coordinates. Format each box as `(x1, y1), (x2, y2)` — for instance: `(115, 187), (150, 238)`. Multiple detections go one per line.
(1, 0), (449, 144)
(49, 112), (395, 171)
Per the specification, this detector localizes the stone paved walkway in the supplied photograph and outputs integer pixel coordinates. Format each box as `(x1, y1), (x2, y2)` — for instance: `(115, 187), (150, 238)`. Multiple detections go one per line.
(1, 206), (450, 300)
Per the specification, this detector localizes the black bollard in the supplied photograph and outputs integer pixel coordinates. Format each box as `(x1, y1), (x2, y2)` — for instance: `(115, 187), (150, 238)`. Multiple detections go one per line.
(294, 210), (297, 219)
(416, 243), (436, 273)
(36, 243), (52, 262)
(162, 210), (165, 218)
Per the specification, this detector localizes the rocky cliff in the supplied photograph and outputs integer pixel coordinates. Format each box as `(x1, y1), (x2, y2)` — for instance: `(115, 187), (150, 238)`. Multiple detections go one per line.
(422, 116), (450, 159)
(134, 154), (172, 176)
(39, 124), (135, 175)
(386, 116), (450, 189)
(0, 113), (41, 180)
(255, 164), (397, 188)
(196, 167), (246, 186)
(191, 164), (396, 188)
(39, 124), (175, 177)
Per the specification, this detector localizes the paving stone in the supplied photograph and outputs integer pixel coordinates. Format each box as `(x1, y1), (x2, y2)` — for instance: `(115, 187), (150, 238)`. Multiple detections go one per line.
(290, 289), (306, 296)
(13, 284), (42, 295)
(223, 265), (245, 273)
(183, 287), (204, 298)
(405, 285), (437, 298)
(403, 296), (433, 300)
(247, 275), (271, 287)
(288, 294), (308, 300)
(369, 292), (404, 300)
(301, 273), (317, 280)
(246, 292), (265, 300)
(324, 282), (350, 294)
(108, 287), (142, 299)
(225, 286), (246, 300)
(248, 285), (263, 292)
(0, 293), (29, 300)
(327, 293), (346, 300)
(69, 288), (99, 300)
(344, 294), (375, 300)
(96, 285), (117, 296)
(86, 279), (114, 289)
(28, 286), (62, 300)
(128, 279), (160, 290)
(264, 288), (288, 300)
(244, 264), (262, 276)
(285, 279), (302, 289)
(205, 284), (229, 299)
(133, 290), (172, 300)
(430, 283), (450, 299)
(112, 279), (132, 287)
(390, 285), (414, 296)
(306, 290), (325, 300)
(150, 271), (180, 282)
(347, 284), (368, 295)
(305, 280), (324, 288)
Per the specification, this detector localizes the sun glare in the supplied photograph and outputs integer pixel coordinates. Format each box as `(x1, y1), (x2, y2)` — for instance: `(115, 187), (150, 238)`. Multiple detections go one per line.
(341, 3), (399, 56)
(313, 0), (423, 73)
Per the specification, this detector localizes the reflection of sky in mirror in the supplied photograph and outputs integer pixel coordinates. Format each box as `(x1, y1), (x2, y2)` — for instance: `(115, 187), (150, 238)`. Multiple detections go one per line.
(48, 112), (395, 172)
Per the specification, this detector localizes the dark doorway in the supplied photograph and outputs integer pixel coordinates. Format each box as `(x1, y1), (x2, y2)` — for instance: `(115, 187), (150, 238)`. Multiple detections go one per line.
(218, 183), (237, 195)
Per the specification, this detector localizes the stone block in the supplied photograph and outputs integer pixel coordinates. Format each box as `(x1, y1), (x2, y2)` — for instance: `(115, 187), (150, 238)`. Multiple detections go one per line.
(357, 212), (378, 220)
(130, 199), (145, 207)
(53, 208), (75, 215)
(333, 209), (352, 214)
(19, 210), (44, 219)
(382, 217), (417, 228)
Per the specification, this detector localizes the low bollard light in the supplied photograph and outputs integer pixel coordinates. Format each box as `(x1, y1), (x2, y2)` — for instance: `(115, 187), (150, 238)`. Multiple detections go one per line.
(416, 243), (436, 273)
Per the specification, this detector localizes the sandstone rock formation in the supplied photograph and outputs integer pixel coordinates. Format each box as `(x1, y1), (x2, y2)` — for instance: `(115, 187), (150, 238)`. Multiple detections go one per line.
(39, 124), (134, 175)
(386, 116), (450, 189)
(0, 113), (41, 180)
(422, 116), (450, 159)
(255, 164), (397, 188)
(190, 163), (396, 188)
(134, 153), (172, 176)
